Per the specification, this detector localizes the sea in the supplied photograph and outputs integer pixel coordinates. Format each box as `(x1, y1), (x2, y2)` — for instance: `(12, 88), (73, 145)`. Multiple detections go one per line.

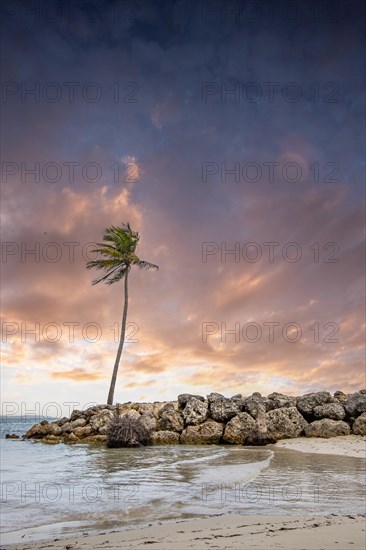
(1, 416), (365, 545)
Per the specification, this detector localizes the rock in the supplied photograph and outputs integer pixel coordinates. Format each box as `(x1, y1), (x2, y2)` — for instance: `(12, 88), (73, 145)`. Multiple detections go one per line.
(305, 419), (351, 438)
(209, 398), (241, 422)
(61, 422), (73, 434)
(70, 410), (84, 422)
(242, 394), (266, 418)
(244, 433), (277, 445)
(333, 391), (348, 405)
(24, 422), (51, 439)
(65, 432), (78, 443)
(231, 393), (242, 399)
(178, 394), (205, 408)
(58, 417), (69, 427)
(180, 420), (224, 444)
(89, 410), (115, 432)
(5, 433), (19, 439)
(266, 407), (307, 440)
(48, 423), (62, 436)
(345, 391), (366, 417)
(313, 402), (345, 420)
(207, 392), (225, 403)
(183, 398), (208, 426)
(151, 431), (180, 445)
(71, 418), (87, 429)
(223, 413), (255, 444)
(352, 412), (366, 435)
(158, 402), (178, 416)
(42, 435), (61, 444)
(296, 392), (332, 417)
(74, 426), (92, 438)
(139, 413), (157, 432)
(159, 410), (184, 433)
(268, 392), (296, 409)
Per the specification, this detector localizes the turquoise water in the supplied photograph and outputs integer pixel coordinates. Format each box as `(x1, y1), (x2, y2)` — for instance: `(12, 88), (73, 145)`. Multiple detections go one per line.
(1, 417), (365, 545)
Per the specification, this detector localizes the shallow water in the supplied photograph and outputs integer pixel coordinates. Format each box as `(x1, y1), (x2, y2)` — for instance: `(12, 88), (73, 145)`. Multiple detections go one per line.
(1, 417), (365, 545)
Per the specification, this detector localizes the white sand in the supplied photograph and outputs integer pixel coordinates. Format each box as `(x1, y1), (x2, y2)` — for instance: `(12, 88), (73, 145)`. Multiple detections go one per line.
(276, 435), (366, 458)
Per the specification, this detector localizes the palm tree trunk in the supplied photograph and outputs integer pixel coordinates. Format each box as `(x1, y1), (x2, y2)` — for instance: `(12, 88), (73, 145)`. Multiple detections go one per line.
(107, 269), (129, 405)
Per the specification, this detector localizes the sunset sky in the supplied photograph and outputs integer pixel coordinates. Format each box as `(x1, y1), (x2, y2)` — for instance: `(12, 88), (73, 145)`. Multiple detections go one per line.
(1, 0), (365, 416)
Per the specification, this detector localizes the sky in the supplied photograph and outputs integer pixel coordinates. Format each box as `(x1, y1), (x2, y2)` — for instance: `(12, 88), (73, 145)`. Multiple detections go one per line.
(1, 0), (365, 416)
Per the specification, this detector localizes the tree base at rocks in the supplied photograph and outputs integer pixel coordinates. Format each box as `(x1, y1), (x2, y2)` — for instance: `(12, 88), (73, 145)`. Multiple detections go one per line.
(107, 413), (151, 448)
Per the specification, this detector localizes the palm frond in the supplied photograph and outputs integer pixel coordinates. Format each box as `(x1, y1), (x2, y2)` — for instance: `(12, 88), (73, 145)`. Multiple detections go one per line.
(86, 223), (158, 285)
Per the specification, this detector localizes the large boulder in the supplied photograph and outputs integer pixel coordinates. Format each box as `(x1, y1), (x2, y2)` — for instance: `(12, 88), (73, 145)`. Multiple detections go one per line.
(345, 391), (366, 418)
(180, 420), (224, 444)
(71, 418), (87, 429)
(73, 426), (92, 438)
(267, 392), (296, 409)
(139, 413), (158, 432)
(296, 392), (333, 418)
(207, 392), (225, 403)
(352, 412), (366, 435)
(178, 394), (205, 408)
(223, 413), (255, 444)
(333, 391), (348, 405)
(48, 423), (62, 436)
(183, 398), (208, 426)
(266, 407), (307, 440)
(313, 402), (345, 420)
(242, 394), (266, 418)
(209, 398), (241, 422)
(305, 419), (351, 438)
(151, 431), (180, 445)
(159, 410), (184, 433)
(24, 422), (51, 439)
(89, 410), (115, 433)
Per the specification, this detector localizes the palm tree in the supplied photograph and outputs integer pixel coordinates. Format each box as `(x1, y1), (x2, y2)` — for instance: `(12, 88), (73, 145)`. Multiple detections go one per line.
(86, 223), (158, 405)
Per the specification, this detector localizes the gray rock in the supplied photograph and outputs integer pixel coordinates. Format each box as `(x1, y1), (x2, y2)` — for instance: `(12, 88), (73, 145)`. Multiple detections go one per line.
(89, 410), (115, 432)
(305, 419), (351, 438)
(159, 410), (184, 433)
(73, 426), (92, 438)
(207, 392), (225, 403)
(178, 394), (205, 408)
(70, 410), (84, 422)
(333, 391), (348, 405)
(242, 394), (266, 418)
(266, 407), (307, 440)
(58, 417), (69, 427)
(296, 392), (332, 417)
(223, 413), (255, 444)
(313, 402), (345, 420)
(268, 392), (296, 409)
(180, 420), (224, 444)
(209, 398), (241, 422)
(183, 398), (208, 426)
(139, 413), (157, 432)
(48, 423), (62, 436)
(352, 412), (366, 435)
(71, 418), (87, 429)
(61, 422), (73, 434)
(345, 391), (366, 417)
(151, 431), (180, 445)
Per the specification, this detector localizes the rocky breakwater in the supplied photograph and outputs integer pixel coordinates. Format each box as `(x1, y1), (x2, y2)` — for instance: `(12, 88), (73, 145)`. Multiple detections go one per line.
(22, 390), (366, 445)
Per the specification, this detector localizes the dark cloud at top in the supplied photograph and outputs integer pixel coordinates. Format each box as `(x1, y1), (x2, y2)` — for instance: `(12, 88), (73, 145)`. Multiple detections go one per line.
(1, 0), (365, 404)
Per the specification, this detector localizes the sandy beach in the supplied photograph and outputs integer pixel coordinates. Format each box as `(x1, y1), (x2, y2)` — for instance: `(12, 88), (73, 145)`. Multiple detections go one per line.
(275, 434), (366, 458)
(4, 514), (365, 550)
(4, 436), (365, 550)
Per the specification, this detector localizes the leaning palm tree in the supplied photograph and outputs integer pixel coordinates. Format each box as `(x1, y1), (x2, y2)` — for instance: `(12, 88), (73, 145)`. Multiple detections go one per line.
(86, 223), (158, 405)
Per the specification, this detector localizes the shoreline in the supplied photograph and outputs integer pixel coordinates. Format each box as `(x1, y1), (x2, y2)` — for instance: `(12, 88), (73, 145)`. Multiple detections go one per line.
(2, 435), (365, 549)
(4, 514), (365, 550)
